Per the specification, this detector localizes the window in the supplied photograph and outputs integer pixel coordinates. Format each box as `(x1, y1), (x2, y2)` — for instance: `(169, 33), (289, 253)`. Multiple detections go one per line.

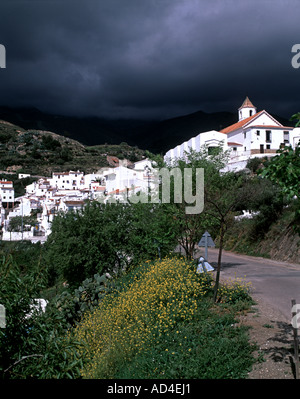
(244, 132), (247, 139)
(233, 147), (237, 151)
(256, 130), (260, 136)
(250, 110), (253, 116)
(266, 130), (272, 143)
(207, 146), (221, 155)
(284, 131), (289, 144)
(266, 145), (271, 150)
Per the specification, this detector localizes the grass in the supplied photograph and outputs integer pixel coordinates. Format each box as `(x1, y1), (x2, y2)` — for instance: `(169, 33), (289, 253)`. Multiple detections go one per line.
(73, 256), (256, 379)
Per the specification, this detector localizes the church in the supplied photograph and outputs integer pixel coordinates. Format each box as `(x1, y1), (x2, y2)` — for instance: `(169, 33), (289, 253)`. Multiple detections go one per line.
(164, 97), (300, 171)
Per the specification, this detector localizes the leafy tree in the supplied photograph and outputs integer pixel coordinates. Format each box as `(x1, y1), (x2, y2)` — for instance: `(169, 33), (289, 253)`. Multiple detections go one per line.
(7, 215), (37, 232)
(164, 144), (231, 261)
(44, 201), (177, 288)
(259, 142), (300, 201)
(259, 140), (300, 232)
(0, 253), (82, 379)
(203, 170), (250, 301)
(236, 177), (284, 240)
(164, 145), (253, 301)
(41, 135), (61, 151)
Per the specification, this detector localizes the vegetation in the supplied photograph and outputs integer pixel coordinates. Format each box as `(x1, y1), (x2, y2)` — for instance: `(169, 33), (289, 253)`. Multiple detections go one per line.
(0, 120), (147, 176)
(44, 201), (177, 289)
(70, 257), (255, 379)
(2, 126), (300, 379)
(0, 252), (83, 379)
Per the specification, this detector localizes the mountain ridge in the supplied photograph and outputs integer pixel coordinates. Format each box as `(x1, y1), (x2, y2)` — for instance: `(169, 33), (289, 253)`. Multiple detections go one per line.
(0, 105), (293, 155)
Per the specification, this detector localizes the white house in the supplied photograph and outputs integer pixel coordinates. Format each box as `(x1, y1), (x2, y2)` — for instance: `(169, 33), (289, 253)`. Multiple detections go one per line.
(50, 171), (85, 190)
(164, 130), (227, 164)
(220, 97), (295, 170)
(0, 180), (15, 205)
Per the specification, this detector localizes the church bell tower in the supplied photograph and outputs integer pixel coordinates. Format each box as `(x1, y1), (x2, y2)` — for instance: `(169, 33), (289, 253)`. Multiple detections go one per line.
(238, 96), (257, 121)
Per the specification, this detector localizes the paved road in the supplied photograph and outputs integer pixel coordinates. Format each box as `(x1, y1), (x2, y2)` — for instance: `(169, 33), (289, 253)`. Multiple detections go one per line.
(200, 247), (300, 323)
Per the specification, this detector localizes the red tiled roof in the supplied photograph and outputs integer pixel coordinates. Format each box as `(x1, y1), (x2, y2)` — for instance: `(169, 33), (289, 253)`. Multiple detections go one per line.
(65, 200), (84, 205)
(249, 125), (293, 130)
(227, 142), (243, 146)
(0, 181), (13, 184)
(220, 111), (264, 134)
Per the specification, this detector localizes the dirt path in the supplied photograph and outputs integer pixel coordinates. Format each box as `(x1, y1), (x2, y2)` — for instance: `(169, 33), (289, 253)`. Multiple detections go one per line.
(192, 247), (300, 378)
(240, 295), (295, 379)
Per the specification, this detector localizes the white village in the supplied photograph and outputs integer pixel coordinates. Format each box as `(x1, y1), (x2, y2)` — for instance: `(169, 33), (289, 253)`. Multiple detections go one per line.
(0, 158), (155, 242)
(1, 97), (300, 243)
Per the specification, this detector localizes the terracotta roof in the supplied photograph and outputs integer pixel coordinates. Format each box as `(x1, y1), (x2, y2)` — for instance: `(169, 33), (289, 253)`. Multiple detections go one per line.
(238, 96), (256, 110)
(0, 181), (13, 184)
(227, 142), (243, 146)
(107, 156), (119, 167)
(65, 200), (84, 205)
(250, 125), (293, 130)
(220, 111), (264, 134)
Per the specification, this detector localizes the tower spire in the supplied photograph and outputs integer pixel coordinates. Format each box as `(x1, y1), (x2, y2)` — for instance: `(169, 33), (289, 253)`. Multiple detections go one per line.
(238, 97), (257, 121)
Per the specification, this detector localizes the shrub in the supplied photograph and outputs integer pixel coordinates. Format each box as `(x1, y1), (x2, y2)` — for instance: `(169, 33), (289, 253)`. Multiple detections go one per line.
(0, 253), (83, 379)
(216, 277), (253, 304)
(54, 273), (111, 328)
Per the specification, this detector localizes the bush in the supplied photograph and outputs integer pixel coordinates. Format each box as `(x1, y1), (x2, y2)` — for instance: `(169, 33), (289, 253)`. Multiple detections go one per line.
(44, 202), (178, 288)
(0, 253), (83, 379)
(54, 273), (111, 328)
(216, 277), (253, 305)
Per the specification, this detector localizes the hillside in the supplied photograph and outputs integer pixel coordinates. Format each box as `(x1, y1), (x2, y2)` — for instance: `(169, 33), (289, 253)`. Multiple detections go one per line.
(0, 119), (147, 176)
(0, 105), (293, 155)
(223, 207), (300, 264)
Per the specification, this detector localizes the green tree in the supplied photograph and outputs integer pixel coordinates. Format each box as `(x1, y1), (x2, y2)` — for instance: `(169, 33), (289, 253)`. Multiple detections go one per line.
(259, 140), (300, 232)
(259, 142), (300, 200)
(164, 144), (231, 261)
(204, 170), (249, 301)
(165, 145), (252, 301)
(44, 201), (177, 288)
(0, 253), (82, 379)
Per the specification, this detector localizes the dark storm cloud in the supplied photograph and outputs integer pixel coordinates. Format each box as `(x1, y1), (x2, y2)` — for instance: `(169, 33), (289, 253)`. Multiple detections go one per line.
(0, 0), (300, 119)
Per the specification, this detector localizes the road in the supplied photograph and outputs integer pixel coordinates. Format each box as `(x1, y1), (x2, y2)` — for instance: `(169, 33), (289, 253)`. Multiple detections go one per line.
(201, 247), (300, 323)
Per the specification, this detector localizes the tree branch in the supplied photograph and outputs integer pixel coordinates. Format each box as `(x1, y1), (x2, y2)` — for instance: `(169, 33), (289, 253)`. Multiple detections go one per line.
(4, 354), (43, 374)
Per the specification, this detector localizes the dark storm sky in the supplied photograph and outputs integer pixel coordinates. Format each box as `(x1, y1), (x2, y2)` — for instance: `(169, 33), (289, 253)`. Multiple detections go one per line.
(0, 0), (300, 120)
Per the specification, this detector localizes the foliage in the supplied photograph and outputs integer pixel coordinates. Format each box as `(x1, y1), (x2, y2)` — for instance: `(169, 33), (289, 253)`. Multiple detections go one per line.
(7, 215), (37, 233)
(236, 177), (284, 239)
(44, 201), (177, 288)
(54, 273), (111, 328)
(246, 157), (266, 174)
(0, 253), (83, 379)
(163, 144), (231, 260)
(259, 142), (300, 201)
(216, 277), (253, 305)
(290, 112), (300, 127)
(259, 140), (300, 232)
(73, 257), (255, 379)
